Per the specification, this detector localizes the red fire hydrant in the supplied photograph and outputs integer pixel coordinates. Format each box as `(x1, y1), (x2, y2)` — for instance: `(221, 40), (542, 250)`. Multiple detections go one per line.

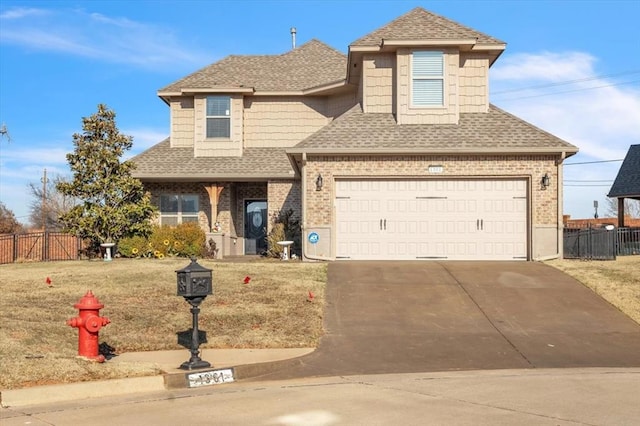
(67, 290), (110, 362)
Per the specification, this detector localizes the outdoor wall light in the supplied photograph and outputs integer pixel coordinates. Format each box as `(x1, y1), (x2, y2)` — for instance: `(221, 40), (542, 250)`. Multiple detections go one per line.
(541, 173), (551, 189)
(315, 174), (323, 191)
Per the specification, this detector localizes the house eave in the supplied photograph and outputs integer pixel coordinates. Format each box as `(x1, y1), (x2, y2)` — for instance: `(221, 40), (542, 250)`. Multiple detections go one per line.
(134, 172), (297, 182)
(381, 38), (478, 49)
(157, 81), (348, 99)
(287, 147), (579, 156)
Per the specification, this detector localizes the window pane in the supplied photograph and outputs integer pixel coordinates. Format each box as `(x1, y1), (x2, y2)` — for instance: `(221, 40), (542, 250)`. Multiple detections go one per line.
(413, 51), (443, 77)
(413, 79), (443, 106)
(206, 118), (230, 138)
(182, 216), (199, 224)
(206, 96), (230, 116)
(161, 216), (178, 226)
(181, 195), (199, 213)
(160, 195), (179, 213)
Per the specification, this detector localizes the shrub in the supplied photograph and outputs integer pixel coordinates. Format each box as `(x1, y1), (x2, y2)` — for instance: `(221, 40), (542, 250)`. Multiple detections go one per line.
(266, 209), (301, 259)
(171, 222), (205, 257)
(117, 222), (205, 259)
(117, 235), (148, 258)
(266, 223), (286, 258)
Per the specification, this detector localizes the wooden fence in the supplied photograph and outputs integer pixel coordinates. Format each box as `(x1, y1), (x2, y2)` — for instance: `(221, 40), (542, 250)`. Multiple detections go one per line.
(0, 232), (86, 264)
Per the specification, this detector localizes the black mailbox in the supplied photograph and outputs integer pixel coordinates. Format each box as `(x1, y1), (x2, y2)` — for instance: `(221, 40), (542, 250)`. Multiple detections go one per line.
(176, 257), (213, 299)
(176, 258), (213, 370)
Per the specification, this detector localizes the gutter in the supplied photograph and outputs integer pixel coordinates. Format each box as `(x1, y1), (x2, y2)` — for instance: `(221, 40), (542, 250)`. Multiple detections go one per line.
(287, 146), (580, 156)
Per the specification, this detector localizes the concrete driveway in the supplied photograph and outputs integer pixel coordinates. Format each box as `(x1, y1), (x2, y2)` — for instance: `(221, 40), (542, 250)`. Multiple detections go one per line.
(258, 261), (640, 380)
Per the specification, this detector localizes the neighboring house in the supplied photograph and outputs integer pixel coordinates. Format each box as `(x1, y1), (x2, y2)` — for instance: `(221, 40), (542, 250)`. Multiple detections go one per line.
(132, 7), (578, 261)
(608, 144), (640, 227)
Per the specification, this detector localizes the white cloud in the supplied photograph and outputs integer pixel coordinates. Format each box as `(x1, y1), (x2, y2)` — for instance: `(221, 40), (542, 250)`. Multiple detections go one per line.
(491, 52), (640, 160)
(0, 7), (211, 70)
(0, 7), (49, 19)
(491, 52), (596, 82)
(125, 128), (169, 156)
(491, 51), (640, 218)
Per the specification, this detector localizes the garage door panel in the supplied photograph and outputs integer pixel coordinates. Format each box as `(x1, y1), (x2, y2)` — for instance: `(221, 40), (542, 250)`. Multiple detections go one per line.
(335, 179), (527, 260)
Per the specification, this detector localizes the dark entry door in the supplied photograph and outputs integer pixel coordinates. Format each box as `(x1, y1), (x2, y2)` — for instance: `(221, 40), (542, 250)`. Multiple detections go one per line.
(245, 200), (267, 255)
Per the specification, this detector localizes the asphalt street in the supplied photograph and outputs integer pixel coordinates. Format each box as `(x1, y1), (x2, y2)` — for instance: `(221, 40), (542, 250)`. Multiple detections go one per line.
(2, 368), (639, 425)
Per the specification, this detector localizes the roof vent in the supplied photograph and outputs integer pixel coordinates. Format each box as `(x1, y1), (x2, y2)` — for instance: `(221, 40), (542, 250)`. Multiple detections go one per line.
(290, 27), (297, 49)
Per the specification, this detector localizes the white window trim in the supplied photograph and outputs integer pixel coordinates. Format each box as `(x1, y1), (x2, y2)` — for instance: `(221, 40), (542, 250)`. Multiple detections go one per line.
(410, 50), (446, 109)
(205, 96), (231, 139)
(159, 194), (199, 226)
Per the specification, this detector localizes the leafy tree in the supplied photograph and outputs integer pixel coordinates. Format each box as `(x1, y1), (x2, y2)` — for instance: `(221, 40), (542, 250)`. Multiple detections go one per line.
(0, 202), (24, 234)
(56, 104), (156, 251)
(28, 173), (76, 231)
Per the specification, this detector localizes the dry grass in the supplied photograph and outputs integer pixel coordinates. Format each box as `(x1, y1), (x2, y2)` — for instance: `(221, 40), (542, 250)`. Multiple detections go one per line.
(0, 258), (326, 389)
(546, 256), (640, 324)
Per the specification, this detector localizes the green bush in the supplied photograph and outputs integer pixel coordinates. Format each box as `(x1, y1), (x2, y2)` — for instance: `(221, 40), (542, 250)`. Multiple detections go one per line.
(117, 235), (148, 258)
(117, 223), (205, 259)
(171, 222), (205, 257)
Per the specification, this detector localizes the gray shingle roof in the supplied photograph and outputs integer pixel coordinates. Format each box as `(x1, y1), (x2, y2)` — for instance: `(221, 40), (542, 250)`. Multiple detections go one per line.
(159, 40), (346, 93)
(608, 144), (640, 199)
(289, 104), (578, 154)
(131, 139), (295, 180)
(351, 7), (504, 47)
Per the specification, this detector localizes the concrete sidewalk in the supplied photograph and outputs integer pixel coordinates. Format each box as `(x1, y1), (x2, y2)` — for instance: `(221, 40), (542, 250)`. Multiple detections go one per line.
(0, 348), (314, 407)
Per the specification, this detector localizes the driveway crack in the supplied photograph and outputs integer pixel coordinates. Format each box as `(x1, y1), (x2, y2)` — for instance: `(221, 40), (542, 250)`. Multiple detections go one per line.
(437, 262), (534, 368)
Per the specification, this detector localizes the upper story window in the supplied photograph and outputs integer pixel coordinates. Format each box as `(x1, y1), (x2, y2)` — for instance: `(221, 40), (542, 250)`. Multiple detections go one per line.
(411, 51), (444, 107)
(206, 96), (231, 138)
(159, 194), (199, 226)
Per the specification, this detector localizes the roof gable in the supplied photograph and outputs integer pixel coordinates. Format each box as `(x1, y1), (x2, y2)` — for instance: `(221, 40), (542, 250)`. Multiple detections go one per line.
(608, 144), (640, 199)
(159, 39), (346, 93)
(350, 7), (505, 47)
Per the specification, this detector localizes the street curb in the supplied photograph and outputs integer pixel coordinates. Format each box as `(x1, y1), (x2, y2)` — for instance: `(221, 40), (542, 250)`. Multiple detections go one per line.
(0, 376), (165, 408)
(163, 357), (305, 389)
(1, 350), (312, 408)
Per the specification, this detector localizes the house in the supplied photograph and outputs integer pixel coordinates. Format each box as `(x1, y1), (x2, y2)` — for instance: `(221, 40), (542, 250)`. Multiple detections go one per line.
(608, 144), (640, 227)
(132, 7), (578, 261)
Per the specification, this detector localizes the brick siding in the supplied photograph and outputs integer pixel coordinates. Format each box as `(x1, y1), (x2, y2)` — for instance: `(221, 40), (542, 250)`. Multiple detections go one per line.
(304, 154), (559, 227)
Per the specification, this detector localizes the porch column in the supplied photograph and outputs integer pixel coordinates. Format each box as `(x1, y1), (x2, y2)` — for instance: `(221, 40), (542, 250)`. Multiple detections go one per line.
(618, 198), (625, 228)
(204, 184), (224, 231)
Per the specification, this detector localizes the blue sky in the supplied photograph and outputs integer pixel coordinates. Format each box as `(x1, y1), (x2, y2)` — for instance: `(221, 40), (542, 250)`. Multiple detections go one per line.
(1, 0), (639, 224)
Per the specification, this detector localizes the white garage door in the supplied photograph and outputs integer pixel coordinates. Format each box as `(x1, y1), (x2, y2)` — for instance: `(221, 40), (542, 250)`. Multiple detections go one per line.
(335, 179), (528, 261)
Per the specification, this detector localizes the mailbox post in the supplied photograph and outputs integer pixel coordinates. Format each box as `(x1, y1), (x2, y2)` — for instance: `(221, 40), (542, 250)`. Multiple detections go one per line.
(176, 257), (213, 370)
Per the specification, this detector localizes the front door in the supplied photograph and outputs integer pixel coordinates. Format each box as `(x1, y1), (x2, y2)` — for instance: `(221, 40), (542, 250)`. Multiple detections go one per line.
(245, 200), (267, 255)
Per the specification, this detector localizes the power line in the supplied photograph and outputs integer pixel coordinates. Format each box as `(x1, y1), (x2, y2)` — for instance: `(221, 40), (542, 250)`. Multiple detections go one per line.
(491, 69), (640, 95)
(564, 179), (613, 182)
(493, 79), (640, 101)
(564, 184), (612, 187)
(564, 159), (624, 166)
